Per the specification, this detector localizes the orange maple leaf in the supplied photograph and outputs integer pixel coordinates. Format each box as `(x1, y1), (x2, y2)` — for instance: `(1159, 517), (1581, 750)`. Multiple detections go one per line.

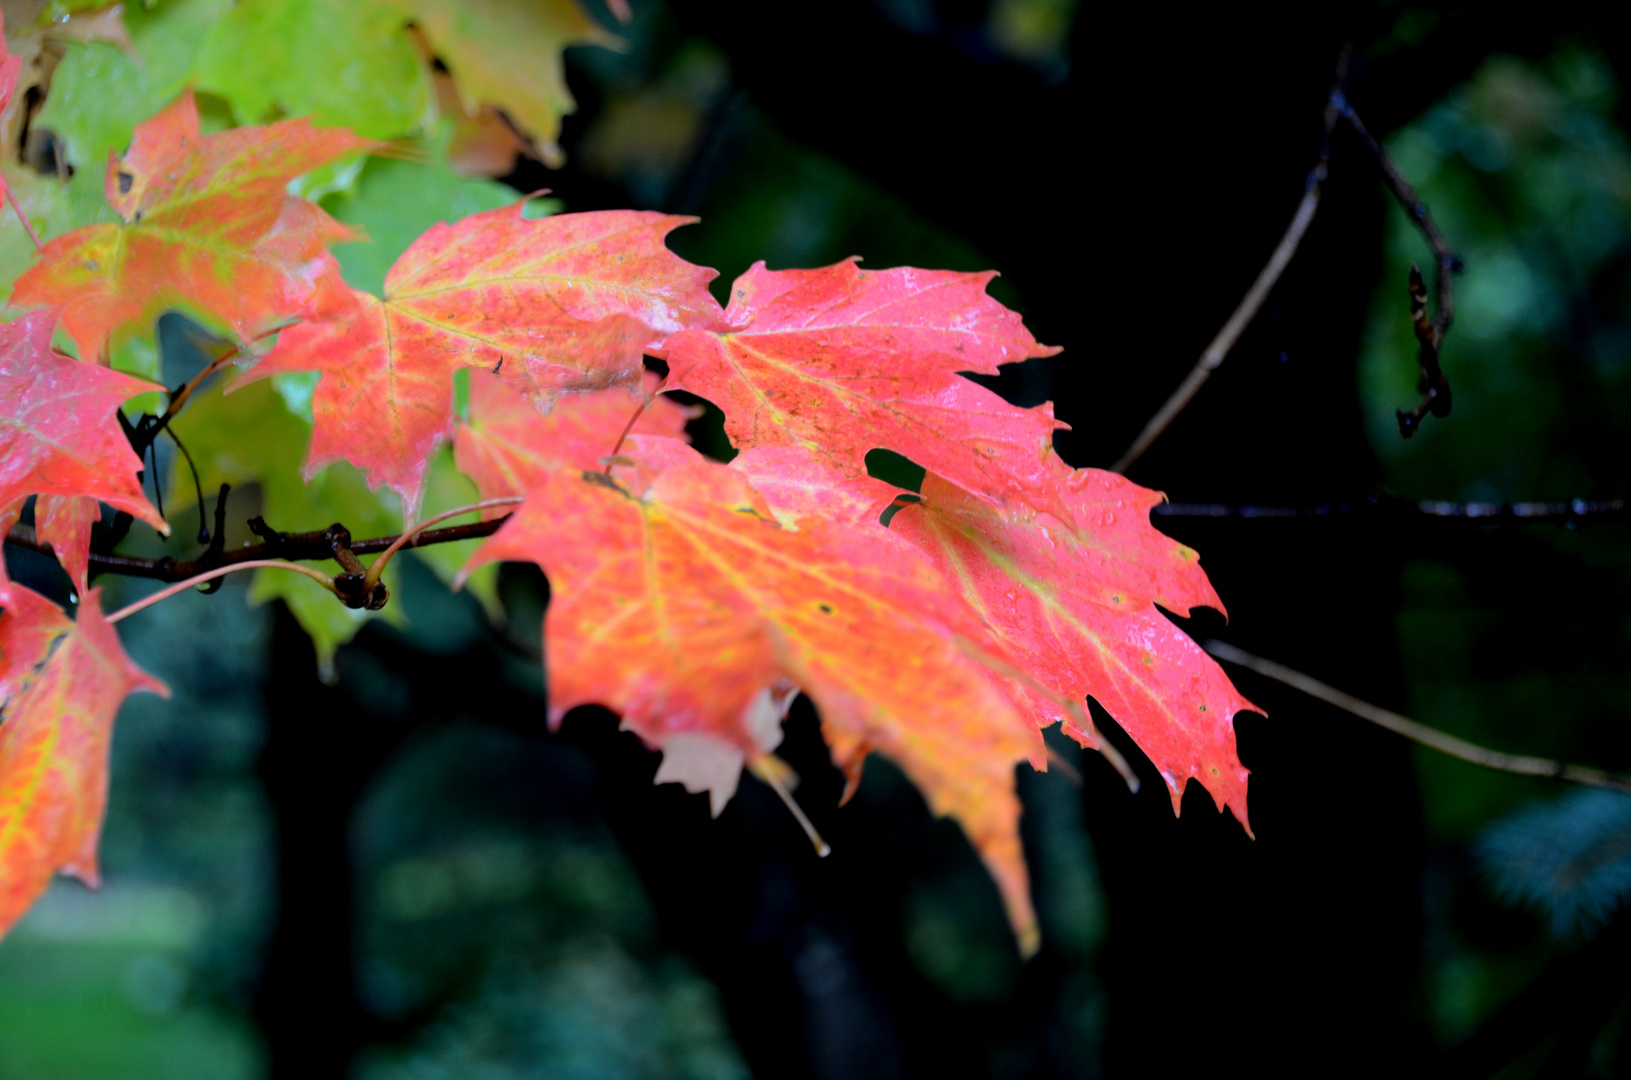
(460, 455), (1048, 950)
(0, 586), (167, 940)
(12, 91), (370, 360)
(242, 206), (723, 517)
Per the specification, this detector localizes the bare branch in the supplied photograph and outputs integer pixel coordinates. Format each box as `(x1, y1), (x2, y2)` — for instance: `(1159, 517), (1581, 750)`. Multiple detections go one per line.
(1110, 52), (1349, 475)
(1112, 55), (1469, 471)
(1109, 51), (1350, 473)
(1205, 640), (1631, 796)
(1341, 104), (1461, 436)
(1152, 493), (1626, 525)
(5, 513), (513, 585)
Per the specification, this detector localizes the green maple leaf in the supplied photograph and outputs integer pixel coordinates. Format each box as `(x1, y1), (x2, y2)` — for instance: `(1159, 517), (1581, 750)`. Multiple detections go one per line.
(193, 0), (431, 140)
(31, 0), (230, 231)
(382, 0), (617, 166)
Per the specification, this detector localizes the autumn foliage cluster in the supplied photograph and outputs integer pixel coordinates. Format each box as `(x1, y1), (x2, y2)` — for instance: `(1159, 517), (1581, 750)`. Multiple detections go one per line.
(0, 8), (1256, 955)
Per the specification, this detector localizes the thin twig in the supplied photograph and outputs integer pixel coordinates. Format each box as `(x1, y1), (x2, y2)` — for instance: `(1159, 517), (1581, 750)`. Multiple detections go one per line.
(1111, 52), (1349, 475)
(1341, 105), (1461, 436)
(362, 496), (525, 590)
(165, 427), (211, 544)
(1204, 640), (1631, 795)
(1152, 494), (1627, 525)
(160, 353), (238, 428)
(1112, 53), (1469, 469)
(605, 374), (664, 471)
(1115, 95), (1343, 476)
(106, 560), (337, 624)
(1109, 184), (1320, 472)
(749, 756), (831, 857)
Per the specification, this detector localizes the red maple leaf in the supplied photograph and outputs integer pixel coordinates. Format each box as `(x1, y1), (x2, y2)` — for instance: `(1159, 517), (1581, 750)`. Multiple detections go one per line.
(12, 91), (369, 360)
(0, 581), (71, 707)
(0, 10), (22, 220)
(460, 455), (1047, 950)
(35, 495), (100, 597)
(891, 463), (1258, 828)
(0, 310), (164, 604)
(658, 259), (1065, 515)
(242, 206), (723, 517)
(0, 586), (167, 939)
(731, 445), (903, 529)
(0, 9), (21, 144)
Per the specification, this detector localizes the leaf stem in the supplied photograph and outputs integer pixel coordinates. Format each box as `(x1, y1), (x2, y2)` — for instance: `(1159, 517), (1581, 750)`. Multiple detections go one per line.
(605, 374), (666, 471)
(361, 497), (525, 590)
(750, 757), (832, 857)
(0, 171), (44, 251)
(106, 560), (337, 624)
(1204, 640), (1631, 796)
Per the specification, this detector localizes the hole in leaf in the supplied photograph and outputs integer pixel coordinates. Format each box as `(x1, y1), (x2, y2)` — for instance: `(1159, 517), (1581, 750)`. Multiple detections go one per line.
(865, 449), (924, 492)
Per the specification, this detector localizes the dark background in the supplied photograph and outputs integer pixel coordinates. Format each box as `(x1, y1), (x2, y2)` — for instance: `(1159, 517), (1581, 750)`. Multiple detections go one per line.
(6, 2), (1631, 1077)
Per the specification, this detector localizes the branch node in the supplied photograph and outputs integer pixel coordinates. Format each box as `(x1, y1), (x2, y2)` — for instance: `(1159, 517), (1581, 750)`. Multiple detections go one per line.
(247, 516), (284, 553)
(325, 524), (387, 609)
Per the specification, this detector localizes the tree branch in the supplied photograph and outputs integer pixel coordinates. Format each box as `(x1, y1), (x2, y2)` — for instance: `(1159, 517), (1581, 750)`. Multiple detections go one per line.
(1112, 52), (1468, 471)
(1151, 493), (1627, 525)
(1205, 640), (1631, 795)
(5, 513), (513, 585)
(1110, 50), (1349, 475)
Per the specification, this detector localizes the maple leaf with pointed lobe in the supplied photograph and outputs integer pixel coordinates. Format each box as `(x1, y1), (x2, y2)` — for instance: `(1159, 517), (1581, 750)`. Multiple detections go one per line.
(243, 206), (721, 517)
(460, 453), (1047, 950)
(0, 309), (164, 604)
(386, 0), (618, 166)
(890, 463), (1258, 828)
(35, 495), (100, 597)
(0, 586), (167, 940)
(658, 259), (1066, 515)
(12, 91), (370, 360)
(0, 581), (70, 707)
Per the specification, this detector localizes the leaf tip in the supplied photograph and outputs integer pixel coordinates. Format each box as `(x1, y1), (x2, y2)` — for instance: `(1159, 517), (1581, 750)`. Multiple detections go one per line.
(1016, 919), (1040, 960)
